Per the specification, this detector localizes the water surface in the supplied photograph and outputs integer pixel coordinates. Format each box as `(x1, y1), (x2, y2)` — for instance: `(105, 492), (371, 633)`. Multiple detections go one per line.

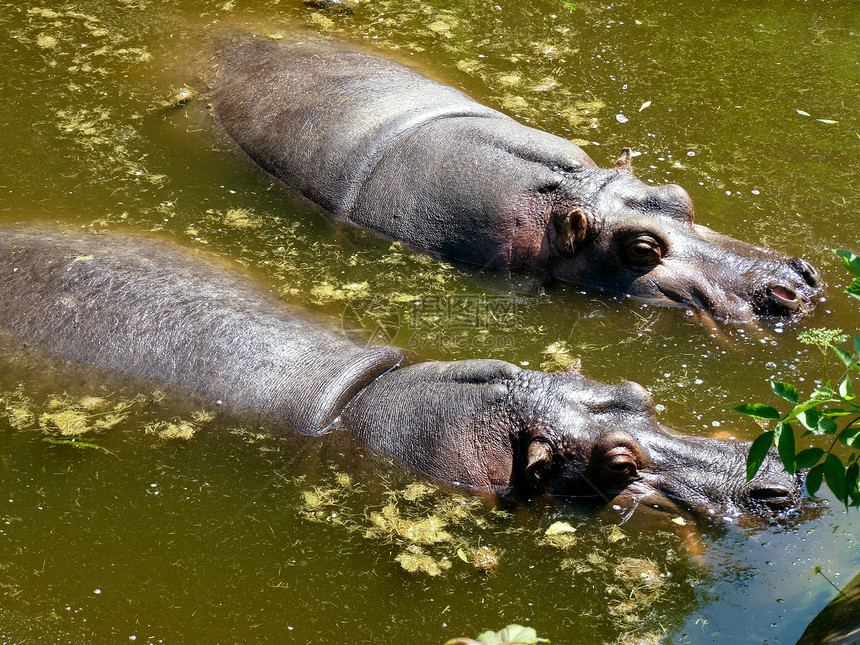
(1, 1), (858, 642)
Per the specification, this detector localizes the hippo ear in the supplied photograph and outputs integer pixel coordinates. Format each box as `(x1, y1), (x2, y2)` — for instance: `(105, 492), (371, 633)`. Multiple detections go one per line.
(614, 147), (635, 175)
(525, 439), (555, 485)
(555, 207), (592, 254)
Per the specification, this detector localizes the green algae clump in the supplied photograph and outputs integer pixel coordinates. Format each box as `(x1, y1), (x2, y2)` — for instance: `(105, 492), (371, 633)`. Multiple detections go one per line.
(223, 208), (262, 229)
(395, 546), (452, 576)
(38, 394), (135, 436)
(540, 520), (578, 549)
(540, 341), (578, 373)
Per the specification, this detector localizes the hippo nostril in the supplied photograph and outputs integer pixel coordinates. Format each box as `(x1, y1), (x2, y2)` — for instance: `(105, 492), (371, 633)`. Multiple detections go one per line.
(754, 283), (804, 317)
(771, 284), (799, 305)
(789, 257), (822, 288)
(748, 484), (796, 511)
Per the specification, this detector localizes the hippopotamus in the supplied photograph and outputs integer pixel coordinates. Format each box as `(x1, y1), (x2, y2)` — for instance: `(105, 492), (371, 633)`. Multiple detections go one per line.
(208, 37), (822, 324)
(0, 226), (800, 514)
(0, 227), (800, 516)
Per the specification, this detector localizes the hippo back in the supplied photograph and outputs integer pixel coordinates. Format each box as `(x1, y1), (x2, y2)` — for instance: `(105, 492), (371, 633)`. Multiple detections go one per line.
(211, 38), (504, 220)
(0, 228), (403, 435)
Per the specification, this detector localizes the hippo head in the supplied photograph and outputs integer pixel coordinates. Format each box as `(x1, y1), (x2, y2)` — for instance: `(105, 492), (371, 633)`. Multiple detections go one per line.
(549, 149), (822, 323)
(342, 359), (801, 518)
(507, 366), (800, 516)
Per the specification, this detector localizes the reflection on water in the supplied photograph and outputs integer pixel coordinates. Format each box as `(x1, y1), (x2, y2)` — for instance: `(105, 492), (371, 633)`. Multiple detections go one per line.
(0, 0), (858, 642)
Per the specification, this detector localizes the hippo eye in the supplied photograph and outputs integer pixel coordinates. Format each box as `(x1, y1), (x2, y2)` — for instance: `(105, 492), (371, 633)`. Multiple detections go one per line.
(598, 447), (639, 484)
(624, 235), (663, 267)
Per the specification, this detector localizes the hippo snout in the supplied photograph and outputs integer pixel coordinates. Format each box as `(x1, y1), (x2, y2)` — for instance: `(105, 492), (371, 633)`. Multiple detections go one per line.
(752, 256), (822, 318)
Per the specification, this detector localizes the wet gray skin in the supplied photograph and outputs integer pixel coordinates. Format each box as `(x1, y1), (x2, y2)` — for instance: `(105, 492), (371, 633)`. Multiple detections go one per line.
(0, 228), (799, 518)
(211, 37), (822, 324)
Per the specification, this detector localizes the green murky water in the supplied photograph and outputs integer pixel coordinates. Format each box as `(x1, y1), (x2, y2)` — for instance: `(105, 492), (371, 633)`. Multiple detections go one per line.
(1, 1), (858, 642)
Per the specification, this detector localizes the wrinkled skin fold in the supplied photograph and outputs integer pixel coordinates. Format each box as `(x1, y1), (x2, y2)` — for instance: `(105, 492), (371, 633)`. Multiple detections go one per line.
(210, 37), (822, 324)
(0, 227), (801, 517)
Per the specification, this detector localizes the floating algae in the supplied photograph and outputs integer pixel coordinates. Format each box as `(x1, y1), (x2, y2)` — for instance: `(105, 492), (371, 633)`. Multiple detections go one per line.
(400, 482), (435, 502)
(18, 4), (167, 211)
(144, 419), (196, 440)
(292, 467), (506, 576)
(157, 85), (198, 110)
(298, 0), (606, 134)
(309, 281), (370, 303)
(395, 546), (452, 576)
(1, 386), (209, 441)
(614, 557), (664, 594)
(540, 520), (579, 549)
(144, 408), (213, 440)
(1, 389), (37, 430)
(36, 33), (58, 49)
(467, 545), (500, 572)
(222, 208), (263, 229)
(540, 341), (578, 373)
(368, 503), (453, 545)
(38, 394), (136, 436)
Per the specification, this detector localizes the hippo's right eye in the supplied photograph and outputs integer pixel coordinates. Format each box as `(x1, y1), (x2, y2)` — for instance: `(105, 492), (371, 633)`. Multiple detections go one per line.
(624, 235), (663, 267)
(597, 446), (639, 484)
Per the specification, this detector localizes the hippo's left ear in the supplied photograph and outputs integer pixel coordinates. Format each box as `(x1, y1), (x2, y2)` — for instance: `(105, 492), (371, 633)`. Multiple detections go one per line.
(614, 147), (635, 175)
(525, 439), (555, 485)
(555, 207), (594, 254)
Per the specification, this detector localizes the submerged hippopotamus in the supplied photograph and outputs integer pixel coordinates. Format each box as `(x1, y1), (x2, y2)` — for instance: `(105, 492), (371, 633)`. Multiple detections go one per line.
(209, 37), (821, 324)
(0, 227), (799, 517)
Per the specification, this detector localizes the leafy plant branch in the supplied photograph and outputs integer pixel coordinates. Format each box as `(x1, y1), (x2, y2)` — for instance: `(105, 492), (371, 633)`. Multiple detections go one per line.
(735, 250), (860, 508)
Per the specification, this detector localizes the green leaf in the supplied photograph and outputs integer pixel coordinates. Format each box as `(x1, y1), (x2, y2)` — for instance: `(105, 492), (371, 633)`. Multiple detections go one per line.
(814, 385), (837, 400)
(838, 376), (854, 400)
(771, 380), (799, 404)
(456, 548), (469, 563)
(834, 347), (855, 369)
(734, 403), (781, 420)
(747, 431), (774, 481)
(838, 425), (860, 448)
(818, 416), (838, 434)
(824, 454), (848, 505)
(817, 118), (839, 124)
(854, 334), (860, 359)
(797, 407), (821, 431)
(795, 447), (825, 470)
(774, 422), (796, 474)
(847, 279), (860, 301)
(847, 462), (860, 504)
(834, 250), (860, 277)
(821, 408), (854, 418)
(787, 400), (825, 421)
(563, 1), (577, 9)
(806, 464), (825, 496)
(796, 109), (811, 116)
